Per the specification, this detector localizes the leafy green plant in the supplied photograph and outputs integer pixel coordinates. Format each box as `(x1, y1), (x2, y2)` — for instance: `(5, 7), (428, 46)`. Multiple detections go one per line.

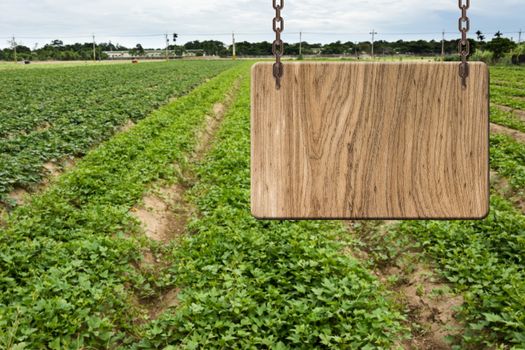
(397, 196), (525, 347)
(490, 106), (525, 133)
(135, 73), (406, 349)
(0, 61), (237, 199)
(490, 134), (525, 192)
(0, 65), (245, 348)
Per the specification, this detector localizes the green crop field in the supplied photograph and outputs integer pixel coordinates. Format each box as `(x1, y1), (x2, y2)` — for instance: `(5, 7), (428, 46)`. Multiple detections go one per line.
(0, 61), (524, 349)
(0, 60), (236, 201)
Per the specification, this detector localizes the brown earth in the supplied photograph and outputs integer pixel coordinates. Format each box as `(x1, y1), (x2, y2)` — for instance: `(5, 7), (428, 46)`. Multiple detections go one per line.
(346, 222), (465, 350)
(491, 123), (525, 143)
(131, 77), (241, 321)
(494, 104), (525, 122)
(491, 171), (525, 214)
(131, 183), (189, 243)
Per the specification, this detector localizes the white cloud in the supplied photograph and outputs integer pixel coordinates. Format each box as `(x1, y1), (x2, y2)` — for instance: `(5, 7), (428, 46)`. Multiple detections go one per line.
(0, 0), (522, 48)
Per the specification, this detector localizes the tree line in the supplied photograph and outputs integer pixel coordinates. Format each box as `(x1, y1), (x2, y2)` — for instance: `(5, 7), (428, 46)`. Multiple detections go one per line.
(1, 31), (522, 63)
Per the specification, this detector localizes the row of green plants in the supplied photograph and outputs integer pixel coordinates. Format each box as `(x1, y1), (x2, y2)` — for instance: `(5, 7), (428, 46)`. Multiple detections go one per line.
(491, 92), (525, 109)
(0, 65), (245, 349)
(490, 134), (525, 192)
(347, 67), (525, 348)
(385, 84), (525, 347)
(0, 63), (408, 349)
(0, 60), (237, 200)
(490, 107), (525, 133)
(135, 70), (406, 349)
(398, 194), (525, 348)
(490, 67), (525, 110)
(352, 193), (525, 349)
(491, 66), (525, 85)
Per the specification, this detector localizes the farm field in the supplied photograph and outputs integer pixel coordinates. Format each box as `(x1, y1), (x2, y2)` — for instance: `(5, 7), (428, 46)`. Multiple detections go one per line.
(0, 62), (524, 349)
(0, 60), (134, 71)
(0, 60), (237, 202)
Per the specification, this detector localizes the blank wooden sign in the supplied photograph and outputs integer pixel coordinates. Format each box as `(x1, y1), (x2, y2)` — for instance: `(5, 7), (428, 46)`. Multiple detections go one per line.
(251, 62), (489, 219)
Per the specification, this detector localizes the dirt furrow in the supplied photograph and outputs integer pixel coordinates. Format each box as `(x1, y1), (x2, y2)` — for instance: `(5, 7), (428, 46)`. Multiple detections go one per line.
(346, 221), (464, 350)
(131, 77), (241, 320)
(491, 122), (525, 143)
(491, 170), (525, 214)
(493, 104), (525, 122)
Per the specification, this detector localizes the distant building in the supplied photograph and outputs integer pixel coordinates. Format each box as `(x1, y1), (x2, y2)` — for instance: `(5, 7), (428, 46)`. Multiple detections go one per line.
(184, 49), (205, 57)
(104, 51), (133, 59)
(103, 49), (206, 59)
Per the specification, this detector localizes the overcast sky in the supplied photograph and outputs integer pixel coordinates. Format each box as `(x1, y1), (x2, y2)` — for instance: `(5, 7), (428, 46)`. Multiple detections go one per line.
(0, 0), (523, 49)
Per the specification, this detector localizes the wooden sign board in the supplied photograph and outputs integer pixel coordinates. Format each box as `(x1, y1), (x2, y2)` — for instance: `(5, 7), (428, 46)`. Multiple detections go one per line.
(251, 62), (489, 219)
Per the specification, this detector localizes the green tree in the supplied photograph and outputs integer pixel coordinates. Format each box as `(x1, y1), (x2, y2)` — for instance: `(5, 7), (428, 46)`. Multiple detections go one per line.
(184, 40), (228, 56)
(486, 36), (516, 60)
(51, 39), (64, 48)
(322, 41), (355, 55)
(129, 44), (145, 57)
(475, 30), (485, 42)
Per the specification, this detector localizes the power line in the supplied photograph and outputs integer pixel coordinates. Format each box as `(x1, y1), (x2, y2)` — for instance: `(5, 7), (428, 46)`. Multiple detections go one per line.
(3, 29), (525, 40)
(2, 28), (525, 44)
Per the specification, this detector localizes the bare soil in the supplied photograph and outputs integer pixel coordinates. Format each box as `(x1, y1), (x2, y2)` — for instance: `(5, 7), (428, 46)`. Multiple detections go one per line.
(491, 123), (525, 143)
(346, 222), (465, 350)
(7, 188), (30, 206)
(130, 77), (241, 322)
(132, 183), (188, 243)
(43, 161), (61, 177)
(148, 288), (181, 320)
(119, 120), (136, 133)
(494, 104), (525, 122)
(399, 266), (463, 350)
(491, 171), (525, 214)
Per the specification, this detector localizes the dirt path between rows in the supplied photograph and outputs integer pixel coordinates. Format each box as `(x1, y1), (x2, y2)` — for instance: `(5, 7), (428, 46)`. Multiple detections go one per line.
(131, 79), (239, 244)
(491, 170), (525, 214)
(493, 104), (525, 122)
(1, 121), (133, 213)
(346, 222), (464, 350)
(132, 77), (241, 321)
(491, 123), (525, 143)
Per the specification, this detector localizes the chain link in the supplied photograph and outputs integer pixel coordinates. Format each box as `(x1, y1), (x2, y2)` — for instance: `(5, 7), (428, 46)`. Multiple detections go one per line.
(458, 0), (470, 88)
(272, 0), (284, 89)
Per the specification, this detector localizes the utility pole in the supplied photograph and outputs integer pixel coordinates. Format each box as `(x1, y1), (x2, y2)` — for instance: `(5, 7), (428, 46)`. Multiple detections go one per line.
(519, 29), (522, 44)
(92, 34), (96, 62)
(232, 32), (236, 60)
(12, 36), (17, 63)
(441, 30), (445, 60)
(369, 29), (378, 58)
(299, 31), (303, 58)
(165, 34), (169, 61)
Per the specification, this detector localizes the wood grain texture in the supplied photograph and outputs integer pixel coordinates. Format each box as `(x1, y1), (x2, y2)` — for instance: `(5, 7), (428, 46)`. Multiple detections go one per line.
(251, 62), (489, 219)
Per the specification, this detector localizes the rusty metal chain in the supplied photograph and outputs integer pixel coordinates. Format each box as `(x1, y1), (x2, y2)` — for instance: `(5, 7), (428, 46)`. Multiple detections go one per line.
(458, 0), (470, 88)
(272, 0), (284, 89)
